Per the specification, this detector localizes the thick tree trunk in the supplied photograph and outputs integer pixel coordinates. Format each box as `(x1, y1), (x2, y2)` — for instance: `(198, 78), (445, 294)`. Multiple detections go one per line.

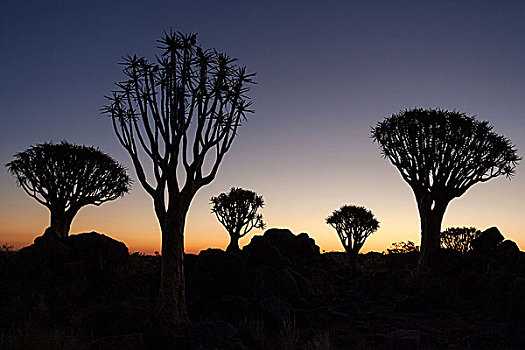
(49, 210), (74, 238)
(418, 200), (448, 270)
(226, 233), (241, 253)
(156, 203), (190, 324)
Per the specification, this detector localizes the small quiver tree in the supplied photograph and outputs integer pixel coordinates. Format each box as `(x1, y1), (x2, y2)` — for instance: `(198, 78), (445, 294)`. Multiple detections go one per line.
(211, 187), (266, 252)
(372, 108), (520, 269)
(6, 141), (131, 238)
(326, 205), (379, 269)
(440, 227), (481, 254)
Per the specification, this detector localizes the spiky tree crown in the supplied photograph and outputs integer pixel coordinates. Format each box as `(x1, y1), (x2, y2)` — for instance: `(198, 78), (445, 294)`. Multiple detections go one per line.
(326, 205), (379, 252)
(211, 187), (265, 238)
(6, 141), (131, 210)
(372, 108), (520, 200)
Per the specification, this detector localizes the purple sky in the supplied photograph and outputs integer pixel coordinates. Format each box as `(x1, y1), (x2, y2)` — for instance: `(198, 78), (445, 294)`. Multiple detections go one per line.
(1, 0), (524, 253)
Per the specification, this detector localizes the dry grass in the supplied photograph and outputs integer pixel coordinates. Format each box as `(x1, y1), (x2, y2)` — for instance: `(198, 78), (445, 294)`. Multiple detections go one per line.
(0, 318), (76, 350)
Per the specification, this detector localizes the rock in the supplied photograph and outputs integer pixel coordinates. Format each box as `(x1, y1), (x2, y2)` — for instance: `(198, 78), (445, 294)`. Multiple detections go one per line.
(456, 269), (487, 303)
(471, 227), (504, 253)
(63, 232), (129, 268)
(83, 301), (152, 336)
(509, 277), (525, 317)
(427, 249), (465, 277)
(417, 275), (453, 309)
(244, 236), (290, 269)
(244, 229), (320, 268)
(257, 296), (291, 323)
(265, 229), (320, 261)
(267, 268), (300, 300)
(5, 235), (71, 277)
(189, 249), (248, 300)
(79, 333), (145, 350)
(386, 329), (420, 350)
(494, 240), (522, 268)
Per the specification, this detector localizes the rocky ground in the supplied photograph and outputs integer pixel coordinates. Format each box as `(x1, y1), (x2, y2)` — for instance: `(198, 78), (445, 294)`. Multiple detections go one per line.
(0, 227), (524, 349)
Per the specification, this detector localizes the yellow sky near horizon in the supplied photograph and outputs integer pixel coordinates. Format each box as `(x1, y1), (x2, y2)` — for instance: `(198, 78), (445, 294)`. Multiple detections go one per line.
(1, 162), (523, 255)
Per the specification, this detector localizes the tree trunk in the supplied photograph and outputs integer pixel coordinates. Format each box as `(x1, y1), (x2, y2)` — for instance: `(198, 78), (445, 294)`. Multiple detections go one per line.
(418, 200), (448, 270)
(156, 203), (190, 325)
(49, 210), (74, 238)
(226, 233), (241, 253)
(348, 250), (358, 270)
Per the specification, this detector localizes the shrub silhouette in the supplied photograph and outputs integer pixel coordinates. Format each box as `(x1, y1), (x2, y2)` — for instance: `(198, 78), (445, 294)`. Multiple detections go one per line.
(440, 227), (481, 254)
(6, 141), (131, 238)
(0, 243), (15, 264)
(210, 187), (266, 252)
(103, 31), (256, 324)
(326, 205), (379, 269)
(386, 241), (419, 254)
(372, 108), (520, 269)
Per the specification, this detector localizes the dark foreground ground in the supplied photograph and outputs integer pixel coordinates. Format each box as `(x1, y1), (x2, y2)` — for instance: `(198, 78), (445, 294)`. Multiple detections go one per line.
(0, 228), (524, 349)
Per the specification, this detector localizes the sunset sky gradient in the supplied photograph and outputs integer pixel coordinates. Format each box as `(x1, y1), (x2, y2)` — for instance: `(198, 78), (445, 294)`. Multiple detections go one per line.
(1, 0), (524, 254)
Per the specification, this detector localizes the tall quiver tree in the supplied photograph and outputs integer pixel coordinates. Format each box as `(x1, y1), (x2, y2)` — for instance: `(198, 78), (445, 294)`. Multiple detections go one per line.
(211, 187), (266, 252)
(326, 205), (379, 269)
(6, 141), (131, 238)
(103, 31), (255, 324)
(372, 108), (520, 269)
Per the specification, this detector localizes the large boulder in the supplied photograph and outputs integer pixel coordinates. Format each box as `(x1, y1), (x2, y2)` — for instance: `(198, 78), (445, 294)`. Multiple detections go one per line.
(63, 232), (129, 268)
(2, 232), (129, 282)
(4, 235), (71, 278)
(493, 240), (522, 269)
(244, 235), (290, 268)
(471, 227), (504, 253)
(188, 248), (248, 300)
(243, 228), (320, 267)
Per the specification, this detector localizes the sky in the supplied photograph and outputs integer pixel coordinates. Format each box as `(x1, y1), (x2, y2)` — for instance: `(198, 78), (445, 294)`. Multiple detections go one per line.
(1, 0), (524, 254)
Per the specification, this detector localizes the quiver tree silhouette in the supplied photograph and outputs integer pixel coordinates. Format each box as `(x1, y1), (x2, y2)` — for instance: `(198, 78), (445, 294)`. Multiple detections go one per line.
(210, 187), (266, 252)
(372, 108), (520, 269)
(103, 31), (255, 324)
(326, 205), (379, 269)
(6, 141), (131, 238)
(440, 227), (481, 254)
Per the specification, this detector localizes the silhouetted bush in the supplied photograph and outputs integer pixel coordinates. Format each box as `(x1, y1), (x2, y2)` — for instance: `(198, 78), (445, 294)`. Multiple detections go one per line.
(326, 205), (379, 269)
(0, 243), (15, 263)
(210, 187), (266, 252)
(386, 241), (419, 254)
(441, 227), (481, 254)
(6, 141), (131, 238)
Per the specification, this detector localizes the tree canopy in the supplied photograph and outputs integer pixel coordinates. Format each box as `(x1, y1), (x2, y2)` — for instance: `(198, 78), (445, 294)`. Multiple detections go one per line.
(372, 108), (520, 202)
(6, 141), (131, 237)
